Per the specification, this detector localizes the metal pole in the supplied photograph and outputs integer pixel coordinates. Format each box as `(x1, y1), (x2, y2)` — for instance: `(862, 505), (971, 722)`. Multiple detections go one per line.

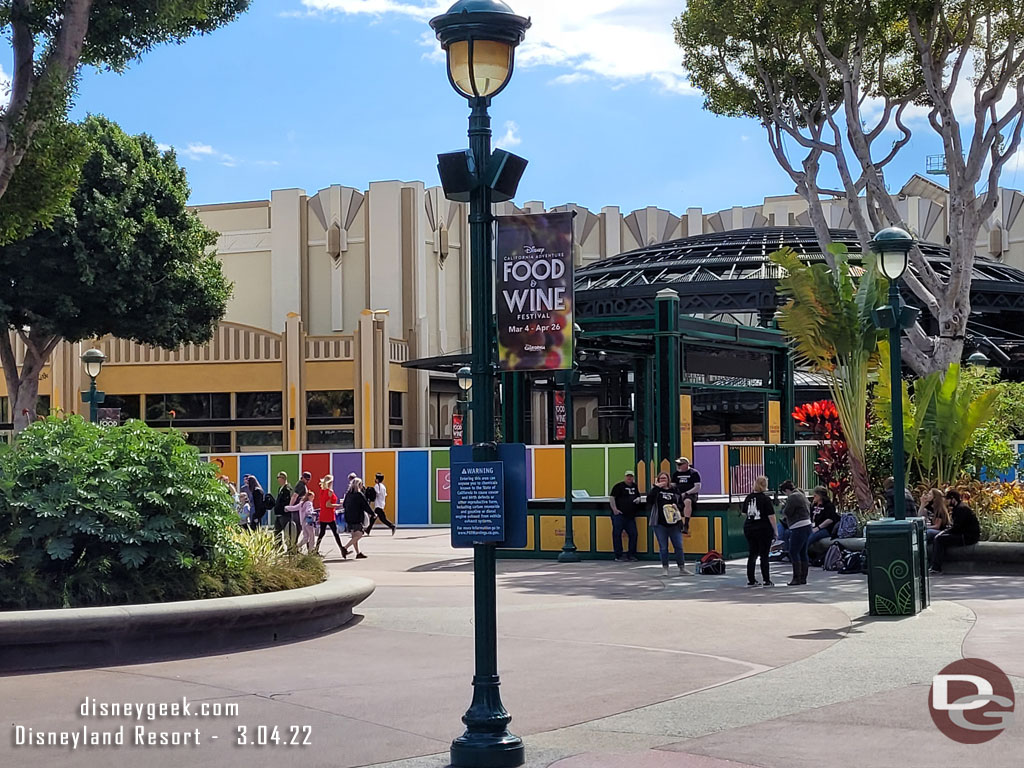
(450, 96), (523, 768)
(559, 370), (580, 562)
(889, 279), (907, 521)
(88, 378), (98, 424)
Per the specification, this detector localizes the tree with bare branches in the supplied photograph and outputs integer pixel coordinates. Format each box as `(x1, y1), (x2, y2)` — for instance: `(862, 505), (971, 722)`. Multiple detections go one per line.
(675, 0), (1024, 375)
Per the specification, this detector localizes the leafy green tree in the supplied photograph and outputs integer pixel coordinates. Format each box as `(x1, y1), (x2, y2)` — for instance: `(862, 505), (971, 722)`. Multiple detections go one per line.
(0, 0), (249, 238)
(772, 244), (886, 510)
(875, 341), (1000, 484)
(675, 0), (1024, 376)
(0, 115), (232, 432)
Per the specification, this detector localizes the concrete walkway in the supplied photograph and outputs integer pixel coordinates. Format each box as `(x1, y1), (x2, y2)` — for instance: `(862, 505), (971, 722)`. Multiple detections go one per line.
(1, 531), (1020, 768)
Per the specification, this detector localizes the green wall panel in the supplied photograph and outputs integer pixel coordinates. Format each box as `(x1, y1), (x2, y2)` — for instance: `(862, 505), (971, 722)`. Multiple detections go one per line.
(571, 446), (606, 497)
(430, 449), (451, 525)
(269, 454), (300, 489)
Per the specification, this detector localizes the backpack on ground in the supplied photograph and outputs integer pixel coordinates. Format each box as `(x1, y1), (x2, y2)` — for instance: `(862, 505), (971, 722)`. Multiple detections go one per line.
(697, 550), (726, 575)
(834, 513), (858, 540)
(822, 542), (845, 572)
(838, 550), (866, 574)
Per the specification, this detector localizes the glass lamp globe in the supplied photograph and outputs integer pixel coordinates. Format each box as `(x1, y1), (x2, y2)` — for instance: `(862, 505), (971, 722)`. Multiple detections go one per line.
(430, 0), (531, 100)
(869, 227), (915, 281)
(457, 366), (473, 392)
(81, 348), (106, 380)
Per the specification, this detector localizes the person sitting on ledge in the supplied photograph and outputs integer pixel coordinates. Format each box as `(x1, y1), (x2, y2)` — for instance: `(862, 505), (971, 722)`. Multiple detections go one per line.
(930, 489), (980, 574)
(808, 486), (839, 551)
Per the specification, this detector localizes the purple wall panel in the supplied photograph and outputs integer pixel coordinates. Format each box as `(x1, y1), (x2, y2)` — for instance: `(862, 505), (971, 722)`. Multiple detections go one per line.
(332, 452), (364, 488)
(694, 444), (723, 495)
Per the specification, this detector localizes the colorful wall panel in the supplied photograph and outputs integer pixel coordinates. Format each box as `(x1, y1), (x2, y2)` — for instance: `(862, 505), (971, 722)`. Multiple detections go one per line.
(430, 449), (452, 525)
(239, 454), (269, 493)
(572, 446), (607, 497)
(397, 451), (430, 525)
(270, 454), (300, 488)
(208, 455), (239, 486)
(364, 451), (396, 493)
(693, 443), (724, 496)
(301, 453), (332, 489)
(331, 451), (364, 487)
(533, 447), (565, 499)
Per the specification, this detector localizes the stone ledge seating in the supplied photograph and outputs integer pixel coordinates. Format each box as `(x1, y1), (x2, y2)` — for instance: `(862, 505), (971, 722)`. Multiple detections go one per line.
(810, 536), (1024, 569)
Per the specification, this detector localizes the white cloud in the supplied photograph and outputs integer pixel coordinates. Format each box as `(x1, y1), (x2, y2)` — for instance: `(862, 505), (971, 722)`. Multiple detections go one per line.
(181, 143), (217, 160)
(301, 0), (693, 95)
(161, 141), (276, 169)
(496, 120), (521, 149)
(156, 142), (172, 153)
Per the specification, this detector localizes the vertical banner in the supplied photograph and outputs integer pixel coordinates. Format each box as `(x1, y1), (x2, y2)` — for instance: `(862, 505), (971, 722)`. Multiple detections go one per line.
(553, 391), (567, 441)
(768, 400), (782, 444)
(452, 412), (464, 446)
(495, 212), (575, 371)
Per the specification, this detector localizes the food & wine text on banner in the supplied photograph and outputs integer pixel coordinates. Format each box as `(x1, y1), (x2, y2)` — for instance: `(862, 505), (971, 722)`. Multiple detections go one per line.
(496, 212), (575, 371)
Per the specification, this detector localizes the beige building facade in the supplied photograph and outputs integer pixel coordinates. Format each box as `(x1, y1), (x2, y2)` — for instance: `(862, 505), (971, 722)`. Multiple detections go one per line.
(3, 174), (1022, 450)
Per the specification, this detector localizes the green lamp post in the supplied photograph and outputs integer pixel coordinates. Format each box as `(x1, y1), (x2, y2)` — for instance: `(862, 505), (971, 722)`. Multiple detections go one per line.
(430, 3), (530, 767)
(80, 348), (107, 424)
(869, 227), (916, 521)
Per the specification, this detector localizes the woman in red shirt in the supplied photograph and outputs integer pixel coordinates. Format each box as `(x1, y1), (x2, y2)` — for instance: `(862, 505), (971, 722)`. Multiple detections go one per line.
(315, 475), (348, 558)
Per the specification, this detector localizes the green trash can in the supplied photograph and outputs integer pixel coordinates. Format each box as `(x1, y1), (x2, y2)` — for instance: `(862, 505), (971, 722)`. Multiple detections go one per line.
(909, 517), (931, 610)
(866, 519), (923, 616)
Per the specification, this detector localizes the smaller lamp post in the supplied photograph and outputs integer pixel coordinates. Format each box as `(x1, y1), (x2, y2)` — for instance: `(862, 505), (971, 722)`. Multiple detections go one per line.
(967, 350), (990, 367)
(80, 349), (107, 424)
(869, 227), (915, 521)
(559, 325), (582, 563)
(455, 365), (473, 444)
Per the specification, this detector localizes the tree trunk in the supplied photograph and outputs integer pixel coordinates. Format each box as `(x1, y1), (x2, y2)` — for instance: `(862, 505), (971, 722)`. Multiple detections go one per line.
(11, 373), (40, 432)
(848, 452), (874, 513)
(1, 331), (58, 434)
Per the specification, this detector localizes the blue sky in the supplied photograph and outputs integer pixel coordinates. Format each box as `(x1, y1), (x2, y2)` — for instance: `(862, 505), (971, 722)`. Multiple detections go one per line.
(6, 0), (986, 214)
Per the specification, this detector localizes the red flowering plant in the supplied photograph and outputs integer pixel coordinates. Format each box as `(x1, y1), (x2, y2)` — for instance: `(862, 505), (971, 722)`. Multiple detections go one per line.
(793, 400), (853, 509)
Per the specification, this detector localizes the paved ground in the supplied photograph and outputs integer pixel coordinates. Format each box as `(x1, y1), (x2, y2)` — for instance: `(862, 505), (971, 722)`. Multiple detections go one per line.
(1, 530), (1021, 768)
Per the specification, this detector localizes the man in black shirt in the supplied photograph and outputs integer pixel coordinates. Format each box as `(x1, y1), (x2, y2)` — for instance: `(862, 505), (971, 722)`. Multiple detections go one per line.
(291, 471), (312, 506)
(273, 471), (295, 542)
(672, 457), (702, 534)
(609, 470), (641, 561)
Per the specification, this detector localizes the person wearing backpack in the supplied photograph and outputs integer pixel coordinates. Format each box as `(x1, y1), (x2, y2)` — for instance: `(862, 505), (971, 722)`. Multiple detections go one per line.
(742, 475), (777, 587)
(779, 480), (812, 586)
(244, 475), (266, 529)
(647, 472), (687, 577)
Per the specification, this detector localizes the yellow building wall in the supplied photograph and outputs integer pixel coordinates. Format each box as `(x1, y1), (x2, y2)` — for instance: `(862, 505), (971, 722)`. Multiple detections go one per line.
(389, 364), (408, 393)
(196, 203), (269, 232)
(305, 361), (355, 391)
(96, 363), (282, 394)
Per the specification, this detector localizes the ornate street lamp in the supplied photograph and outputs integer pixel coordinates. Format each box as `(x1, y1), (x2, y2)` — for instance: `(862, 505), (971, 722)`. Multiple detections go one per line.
(80, 348), (107, 424)
(870, 227), (915, 521)
(430, 4), (530, 767)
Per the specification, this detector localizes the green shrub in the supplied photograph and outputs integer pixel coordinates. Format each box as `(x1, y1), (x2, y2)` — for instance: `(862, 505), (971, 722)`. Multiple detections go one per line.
(0, 415), (324, 609)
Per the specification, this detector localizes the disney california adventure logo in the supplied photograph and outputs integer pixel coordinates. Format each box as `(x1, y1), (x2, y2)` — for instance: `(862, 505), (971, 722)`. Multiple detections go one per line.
(929, 659), (1016, 744)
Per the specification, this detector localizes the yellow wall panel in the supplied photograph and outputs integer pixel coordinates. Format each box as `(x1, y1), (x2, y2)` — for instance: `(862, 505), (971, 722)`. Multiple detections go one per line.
(684, 516), (710, 554)
(364, 451), (396, 489)
(714, 518), (723, 553)
(97, 363), (281, 394)
(596, 516), (613, 553)
(389, 364), (408, 392)
(636, 517), (649, 553)
(539, 515), (589, 552)
(305, 361), (356, 390)
(533, 448), (565, 499)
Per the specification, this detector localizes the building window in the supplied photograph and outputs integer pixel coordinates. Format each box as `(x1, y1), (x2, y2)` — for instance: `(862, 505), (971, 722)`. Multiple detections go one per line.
(181, 431), (232, 454)
(102, 394), (141, 421)
(389, 391), (404, 426)
(146, 393), (230, 422)
(307, 429), (355, 449)
(235, 392), (282, 421)
(389, 429), (403, 448)
(307, 390), (355, 423)
(235, 430), (284, 452)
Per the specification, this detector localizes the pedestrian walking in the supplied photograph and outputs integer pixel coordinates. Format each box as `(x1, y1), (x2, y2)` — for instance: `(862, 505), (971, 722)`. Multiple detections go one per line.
(244, 475), (266, 528)
(315, 475), (349, 558)
(779, 480), (812, 586)
(647, 472), (687, 576)
(291, 471), (312, 506)
(930, 489), (980, 574)
(343, 478), (373, 559)
(742, 475), (777, 587)
(365, 472), (396, 535)
(286, 490), (323, 555)
(608, 470), (642, 561)
(273, 471), (296, 545)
